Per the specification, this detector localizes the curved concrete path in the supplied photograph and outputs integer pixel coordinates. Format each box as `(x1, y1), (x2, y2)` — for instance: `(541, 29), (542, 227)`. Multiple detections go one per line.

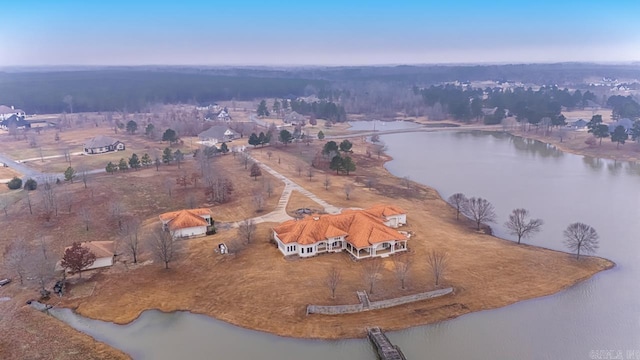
(219, 153), (342, 229)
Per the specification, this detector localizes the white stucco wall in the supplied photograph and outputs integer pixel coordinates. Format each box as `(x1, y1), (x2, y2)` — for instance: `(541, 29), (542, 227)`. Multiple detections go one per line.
(173, 226), (206, 238)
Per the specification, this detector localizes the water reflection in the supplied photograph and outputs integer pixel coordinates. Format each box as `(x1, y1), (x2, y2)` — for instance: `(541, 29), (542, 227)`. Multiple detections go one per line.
(509, 136), (563, 158)
(583, 156), (604, 172)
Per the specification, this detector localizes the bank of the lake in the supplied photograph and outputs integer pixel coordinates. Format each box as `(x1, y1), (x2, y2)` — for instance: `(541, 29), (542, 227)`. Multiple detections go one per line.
(54, 124), (613, 345)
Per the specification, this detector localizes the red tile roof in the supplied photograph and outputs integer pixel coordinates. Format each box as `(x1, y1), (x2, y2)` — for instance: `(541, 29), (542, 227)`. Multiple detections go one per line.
(159, 208), (212, 231)
(273, 206), (407, 249)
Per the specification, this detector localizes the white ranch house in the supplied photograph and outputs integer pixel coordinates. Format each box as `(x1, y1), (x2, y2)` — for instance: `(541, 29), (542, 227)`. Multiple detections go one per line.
(198, 126), (237, 146)
(84, 135), (125, 154)
(159, 208), (214, 239)
(273, 205), (409, 260)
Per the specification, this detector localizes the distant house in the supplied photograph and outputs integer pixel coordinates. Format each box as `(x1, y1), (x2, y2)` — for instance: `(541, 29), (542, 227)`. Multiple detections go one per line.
(481, 107), (498, 116)
(273, 205), (409, 259)
(0, 105), (25, 121)
(217, 110), (231, 122)
(284, 111), (305, 125)
(570, 119), (588, 130)
(198, 126), (237, 145)
(159, 208), (214, 239)
(608, 118), (633, 133)
(0, 115), (30, 130)
(84, 135), (125, 154)
(57, 241), (116, 272)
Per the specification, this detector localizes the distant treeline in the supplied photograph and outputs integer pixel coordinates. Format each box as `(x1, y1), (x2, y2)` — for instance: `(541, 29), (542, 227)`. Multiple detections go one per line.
(290, 99), (347, 122)
(0, 70), (327, 114)
(417, 85), (602, 124)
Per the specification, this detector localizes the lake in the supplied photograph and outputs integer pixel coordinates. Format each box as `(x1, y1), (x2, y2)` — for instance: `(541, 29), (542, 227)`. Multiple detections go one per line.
(53, 124), (640, 359)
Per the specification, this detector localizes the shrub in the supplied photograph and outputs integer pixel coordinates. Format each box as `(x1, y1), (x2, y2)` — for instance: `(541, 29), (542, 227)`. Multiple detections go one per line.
(24, 178), (37, 191)
(7, 177), (22, 190)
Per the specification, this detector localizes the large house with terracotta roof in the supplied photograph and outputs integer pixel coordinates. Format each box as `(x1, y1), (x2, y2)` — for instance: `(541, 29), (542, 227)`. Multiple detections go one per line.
(159, 208), (214, 239)
(272, 205), (409, 259)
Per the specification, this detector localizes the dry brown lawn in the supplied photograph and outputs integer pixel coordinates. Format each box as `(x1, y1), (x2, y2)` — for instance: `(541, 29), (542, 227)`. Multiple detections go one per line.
(0, 128), (614, 359)
(11, 137), (610, 345)
(0, 166), (21, 180)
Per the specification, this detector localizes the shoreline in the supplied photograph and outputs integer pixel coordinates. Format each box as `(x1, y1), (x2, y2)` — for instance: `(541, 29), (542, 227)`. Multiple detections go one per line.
(57, 131), (615, 343)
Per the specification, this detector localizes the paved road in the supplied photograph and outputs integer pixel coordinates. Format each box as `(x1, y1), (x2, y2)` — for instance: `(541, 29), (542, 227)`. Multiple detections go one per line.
(0, 153), (60, 182)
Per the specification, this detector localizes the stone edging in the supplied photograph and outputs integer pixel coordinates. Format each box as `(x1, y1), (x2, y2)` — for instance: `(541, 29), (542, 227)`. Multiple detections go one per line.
(307, 287), (453, 315)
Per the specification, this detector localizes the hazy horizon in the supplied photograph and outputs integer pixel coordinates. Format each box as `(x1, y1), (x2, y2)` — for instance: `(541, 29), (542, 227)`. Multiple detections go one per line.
(1, 0), (639, 67)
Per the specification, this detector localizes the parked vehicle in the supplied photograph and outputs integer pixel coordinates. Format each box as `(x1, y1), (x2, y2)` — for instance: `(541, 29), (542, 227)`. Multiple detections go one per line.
(0, 278), (11, 286)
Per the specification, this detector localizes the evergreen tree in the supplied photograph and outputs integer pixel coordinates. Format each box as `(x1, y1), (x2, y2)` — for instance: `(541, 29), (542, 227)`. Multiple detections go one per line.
(220, 142), (229, 153)
(129, 153), (141, 170)
(257, 100), (270, 117)
(339, 139), (353, 152)
(342, 156), (356, 175)
(126, 120), (138, 134)
(330, 155), (344, 174)
(106, 162), (117, 174)
(141, 153), (152, 167)
(611, 125), (628, 148)
(64, 166), (76, 182)
(279, 129), (292, 146)
(317, 130), (325, 140)
(118, 158), (129, 171)
(248, 133), (260, 147)
(162, 128), (178, 144)
(162, 147), (173, 164)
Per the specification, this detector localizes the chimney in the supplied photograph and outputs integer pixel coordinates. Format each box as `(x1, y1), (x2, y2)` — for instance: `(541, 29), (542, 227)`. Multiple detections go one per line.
(11, 106), (14, 110)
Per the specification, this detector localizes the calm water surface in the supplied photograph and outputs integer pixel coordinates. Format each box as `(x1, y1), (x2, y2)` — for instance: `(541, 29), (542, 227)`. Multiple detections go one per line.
(54, 125), (640, 359)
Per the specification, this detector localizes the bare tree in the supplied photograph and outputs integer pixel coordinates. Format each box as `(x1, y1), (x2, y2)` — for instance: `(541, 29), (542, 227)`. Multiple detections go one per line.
(0, 197), (10, 217)
(363, 258), (382, 294)
(392, 256), (411, 290)
(40, 181), (58, 221)
(365, 177), (377, 190)
(4, 238), (28, 284)
(253, 190), (265, 213)
(295, 162), (304, 177)
(79, 206), (91, 231)
(463, 197), (497, 230)
(326, 267), (341, 299)
(28, 238), (56, 296)
(427, 251), (448, 286)
(307, 167), (314, 181)
(563, 222), (599, 259)
(238, 219), (257, 244)
(185, 194), (197, 209)
(264, 179), (274, 198)
(401, 176), (412, 189)
(109, 201), (126, 231)
(25, 190), (33, 215)
(344, 183), (353, 200)
(122, 219), (142, 264)
(267, 151), (273, 160)
(504, 208), (544, 244)
(150, 227), (176, 269)
(78, 166), (89, 189)
(241, 152), (251, 169)
(164, 177), (174, 198)
(447, 193), (468, 220)
(61, 189), (74, 214)
(323, 175), (331, 190)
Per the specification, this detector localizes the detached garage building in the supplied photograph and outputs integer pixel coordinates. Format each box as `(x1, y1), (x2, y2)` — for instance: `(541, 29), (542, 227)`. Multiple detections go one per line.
(159, 208), (214, 239)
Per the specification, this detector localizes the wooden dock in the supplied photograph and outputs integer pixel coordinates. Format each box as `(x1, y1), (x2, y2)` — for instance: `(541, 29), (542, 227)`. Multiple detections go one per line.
(367, 327), (407, 360)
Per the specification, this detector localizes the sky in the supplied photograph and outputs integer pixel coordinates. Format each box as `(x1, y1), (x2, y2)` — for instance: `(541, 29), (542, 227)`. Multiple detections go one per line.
(1, 0), (639, 67)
